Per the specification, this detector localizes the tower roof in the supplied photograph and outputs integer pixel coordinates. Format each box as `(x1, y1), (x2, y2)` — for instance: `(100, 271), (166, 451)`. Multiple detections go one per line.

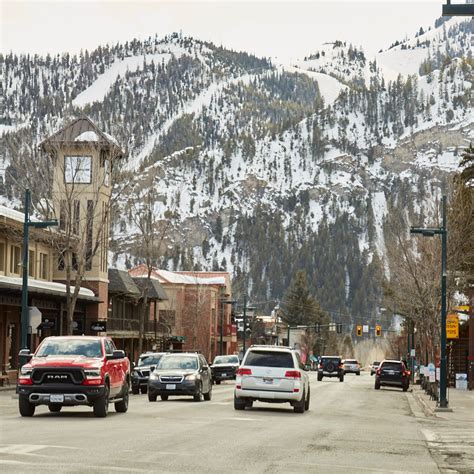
(39, 117), (123, 157)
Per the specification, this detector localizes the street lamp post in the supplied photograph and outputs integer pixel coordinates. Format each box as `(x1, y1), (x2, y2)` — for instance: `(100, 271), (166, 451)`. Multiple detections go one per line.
(410, 195), (448, 409)
(20, 189), (58, 368)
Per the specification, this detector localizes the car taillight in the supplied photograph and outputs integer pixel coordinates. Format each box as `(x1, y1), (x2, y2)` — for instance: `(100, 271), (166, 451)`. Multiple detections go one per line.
(318, 364), (323, 369)
(403, 370), (411, 377)
(338, 363), (344, 369)
(285, 370), (301, 379)
(376, 368), (381, 376)
(237, 368), (252, 376)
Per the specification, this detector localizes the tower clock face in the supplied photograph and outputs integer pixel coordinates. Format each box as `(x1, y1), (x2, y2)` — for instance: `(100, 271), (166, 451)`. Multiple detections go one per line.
(64, 155), (92, 184)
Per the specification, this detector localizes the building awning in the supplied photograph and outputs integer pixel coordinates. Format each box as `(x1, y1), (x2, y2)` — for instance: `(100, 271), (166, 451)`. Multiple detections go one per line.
(133, 277), (168, 301)
(108, 269), (140, 297)
(0, 275), (99, 302)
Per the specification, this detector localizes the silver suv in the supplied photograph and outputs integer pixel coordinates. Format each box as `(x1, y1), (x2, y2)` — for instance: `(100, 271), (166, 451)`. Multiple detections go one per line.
(234, 346), (310, 413)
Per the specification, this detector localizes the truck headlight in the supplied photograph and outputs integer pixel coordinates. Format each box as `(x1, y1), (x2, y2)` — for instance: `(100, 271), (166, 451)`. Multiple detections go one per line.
(186, 373), (198, 381)
(84, 368), (101, 379)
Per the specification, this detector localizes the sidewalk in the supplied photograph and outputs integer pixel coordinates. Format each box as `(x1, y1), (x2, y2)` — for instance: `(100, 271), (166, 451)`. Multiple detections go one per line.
(412, 384), (474, 422)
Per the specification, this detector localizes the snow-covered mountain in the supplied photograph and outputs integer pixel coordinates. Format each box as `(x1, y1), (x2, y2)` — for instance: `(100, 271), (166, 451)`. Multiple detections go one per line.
(0, 17), (472, 320)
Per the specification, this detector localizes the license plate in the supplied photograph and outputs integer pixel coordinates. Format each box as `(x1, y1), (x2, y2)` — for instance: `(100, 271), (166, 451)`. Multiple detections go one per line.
(221, 373), (227, 377)
(263, 378), (273, 384)
(166, 384), (176, 390)
(50, 394), (64, 403)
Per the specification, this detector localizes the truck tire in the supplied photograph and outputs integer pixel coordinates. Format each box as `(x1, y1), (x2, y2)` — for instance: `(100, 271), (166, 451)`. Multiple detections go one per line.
(234, 394), (246, 410)
(93, 385), (109, 417)
(215, 380), (221, 385)
(48, 404), (62, 413)
(140, 385), (147, 394)
(148, 392), (157, 402)
(160, 395), (168, 401)
(317, 373), (323, 381)
(356, 371), (360, 376)
(305, 388), (310, 411)
(375, 380), (381, 390)
(132, 386), (139, 395)
(294, 391), (306, 413)
(339, 375), (344, 382)
(115, 383), (129, 413)
(19, 396), (35, 417)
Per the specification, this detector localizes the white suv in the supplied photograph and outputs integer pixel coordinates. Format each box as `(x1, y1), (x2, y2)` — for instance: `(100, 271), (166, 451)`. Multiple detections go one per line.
(234, 346), (310, 413)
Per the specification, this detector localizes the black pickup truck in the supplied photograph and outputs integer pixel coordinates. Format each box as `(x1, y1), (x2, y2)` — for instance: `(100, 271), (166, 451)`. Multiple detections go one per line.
(210, 355), (240, 384)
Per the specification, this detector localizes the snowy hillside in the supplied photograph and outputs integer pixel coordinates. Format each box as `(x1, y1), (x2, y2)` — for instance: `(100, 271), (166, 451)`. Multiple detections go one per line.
(0, 17), (472, 318)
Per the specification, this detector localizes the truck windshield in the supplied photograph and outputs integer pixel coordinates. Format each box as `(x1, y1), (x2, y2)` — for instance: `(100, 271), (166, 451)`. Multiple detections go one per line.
(36, 339), (102, 358)
(213, 356), (239, 365)
(138, 354), (164, 366)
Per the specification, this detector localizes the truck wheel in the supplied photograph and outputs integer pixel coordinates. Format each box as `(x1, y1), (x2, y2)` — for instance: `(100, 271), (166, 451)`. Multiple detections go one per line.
(317, 374), (323, 381)
(234, 394), (246, 410)
(48, 404), (62, 413)
(93, 385), (109, 417)
(115, 384), (129, 413)
(140, 385), (147, 394)
(132, 386), (139, 395)
(294, 391), (306, 413)
(19, 396), (35, 417)
(339, 375), (344, 382)
(148, 392), (157, 402)
(160, 395), (168, 401)
(356, 372), (360, 376)
(216, 380), (221, 385)
(305, 387), (310, 411)
(402, 384), (408, 392)
(375, 381), (381, 390)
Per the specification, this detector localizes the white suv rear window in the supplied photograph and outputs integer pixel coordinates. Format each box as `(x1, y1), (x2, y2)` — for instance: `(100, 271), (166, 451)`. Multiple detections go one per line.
(245, 351), (295, 368)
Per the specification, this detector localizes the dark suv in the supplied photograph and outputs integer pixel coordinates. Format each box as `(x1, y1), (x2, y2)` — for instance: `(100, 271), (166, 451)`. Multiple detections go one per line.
(211, 354), (240, 384)
(147, 353), (213, 402)
(317, 356), (344, 382)
(132, 352), (167, 394)
(374, 360), (410, 391)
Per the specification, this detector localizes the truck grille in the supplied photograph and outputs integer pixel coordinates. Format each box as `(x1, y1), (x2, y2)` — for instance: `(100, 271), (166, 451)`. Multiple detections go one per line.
(137, 369), (150, 377)
(212, 366), (236, 375)
(31, 368), (85, 384)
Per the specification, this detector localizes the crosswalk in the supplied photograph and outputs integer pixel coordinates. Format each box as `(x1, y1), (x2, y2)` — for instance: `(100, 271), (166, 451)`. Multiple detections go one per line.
(422, 425), (474, 473)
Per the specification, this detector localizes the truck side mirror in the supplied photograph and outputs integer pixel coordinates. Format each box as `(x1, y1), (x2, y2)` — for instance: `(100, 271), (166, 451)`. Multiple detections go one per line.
(19, 349), (33, 361)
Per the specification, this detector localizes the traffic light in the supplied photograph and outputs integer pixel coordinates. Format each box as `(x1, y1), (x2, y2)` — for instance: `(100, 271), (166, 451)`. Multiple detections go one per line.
(375, 325), (382, 337)
(336, 323), (342, 334)
(245, 319), (252, 333)
(356, 325), (362, 337)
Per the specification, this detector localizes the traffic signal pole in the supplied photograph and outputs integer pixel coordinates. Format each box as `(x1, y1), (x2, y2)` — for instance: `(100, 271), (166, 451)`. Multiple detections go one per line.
(242, 294), (247, 354)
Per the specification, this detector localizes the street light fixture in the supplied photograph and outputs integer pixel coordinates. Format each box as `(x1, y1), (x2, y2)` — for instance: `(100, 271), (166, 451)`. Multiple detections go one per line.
(20, 189), (58, 367)
(410, 195), (448, 409)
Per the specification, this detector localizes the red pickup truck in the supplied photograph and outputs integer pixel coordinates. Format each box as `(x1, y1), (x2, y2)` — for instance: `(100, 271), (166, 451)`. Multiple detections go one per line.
(17, 336), (130, 417)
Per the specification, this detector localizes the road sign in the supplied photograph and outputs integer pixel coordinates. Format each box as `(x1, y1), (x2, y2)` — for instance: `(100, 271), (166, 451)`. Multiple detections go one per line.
(446, 314), (459, 339)
(410, 349), (415, 357)
(428, 363), (436, 383)
(363, 325), (369, 333)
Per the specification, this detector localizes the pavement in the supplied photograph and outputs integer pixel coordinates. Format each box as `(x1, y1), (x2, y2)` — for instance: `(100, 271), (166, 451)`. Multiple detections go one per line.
(410, 385), (474, 473)
(0, 373), (472, 473)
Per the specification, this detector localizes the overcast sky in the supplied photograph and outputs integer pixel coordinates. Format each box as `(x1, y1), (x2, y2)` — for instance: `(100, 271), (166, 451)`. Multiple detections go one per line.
(1, 1), (444, 61)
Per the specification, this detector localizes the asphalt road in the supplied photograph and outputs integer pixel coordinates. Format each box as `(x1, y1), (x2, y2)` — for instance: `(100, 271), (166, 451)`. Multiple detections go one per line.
(0, 373), (441, 473)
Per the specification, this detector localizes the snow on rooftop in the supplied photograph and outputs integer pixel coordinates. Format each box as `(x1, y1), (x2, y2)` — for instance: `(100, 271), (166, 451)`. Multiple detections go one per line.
(75, 131), (99, 142)
(156, 269), (225, 286)
(0, 275), (95, 298)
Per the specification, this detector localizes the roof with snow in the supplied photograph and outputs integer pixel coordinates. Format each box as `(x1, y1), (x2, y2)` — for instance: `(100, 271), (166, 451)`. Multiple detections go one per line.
(0, 275), (97, 301)
(155, 269), (226, 286)
(39, 117), (123, 157)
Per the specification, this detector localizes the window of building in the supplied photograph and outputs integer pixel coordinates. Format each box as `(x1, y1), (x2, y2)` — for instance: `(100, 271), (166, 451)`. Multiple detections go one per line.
(0, 241), (5, 272)
(28, 250), (35, 278)
(160, 310), (176, 326)
(64, 156), (92, 184)
(10, 245), (21, 275)
(39, 253), (48, 280)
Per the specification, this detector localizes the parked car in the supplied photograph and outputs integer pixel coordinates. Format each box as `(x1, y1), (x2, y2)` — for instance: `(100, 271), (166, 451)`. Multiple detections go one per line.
(317, 356), (344, 382)
(374, 360), (410, 391)
(17, 336), (130, 417)
(147, 353), (213, 402)
(234, 345), (310, 413)
(370, 361), (380, 376)
(131, 352), (167, 394)
(342, 359), (361, 375)
(211, 354), (240, 384)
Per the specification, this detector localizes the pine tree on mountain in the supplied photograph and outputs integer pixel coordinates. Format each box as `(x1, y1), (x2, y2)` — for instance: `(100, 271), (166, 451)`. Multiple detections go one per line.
(281, 270), (323, 326)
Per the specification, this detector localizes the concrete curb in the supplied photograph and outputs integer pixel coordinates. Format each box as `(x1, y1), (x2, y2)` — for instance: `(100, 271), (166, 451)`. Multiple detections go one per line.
(410, 388), (437, 418)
